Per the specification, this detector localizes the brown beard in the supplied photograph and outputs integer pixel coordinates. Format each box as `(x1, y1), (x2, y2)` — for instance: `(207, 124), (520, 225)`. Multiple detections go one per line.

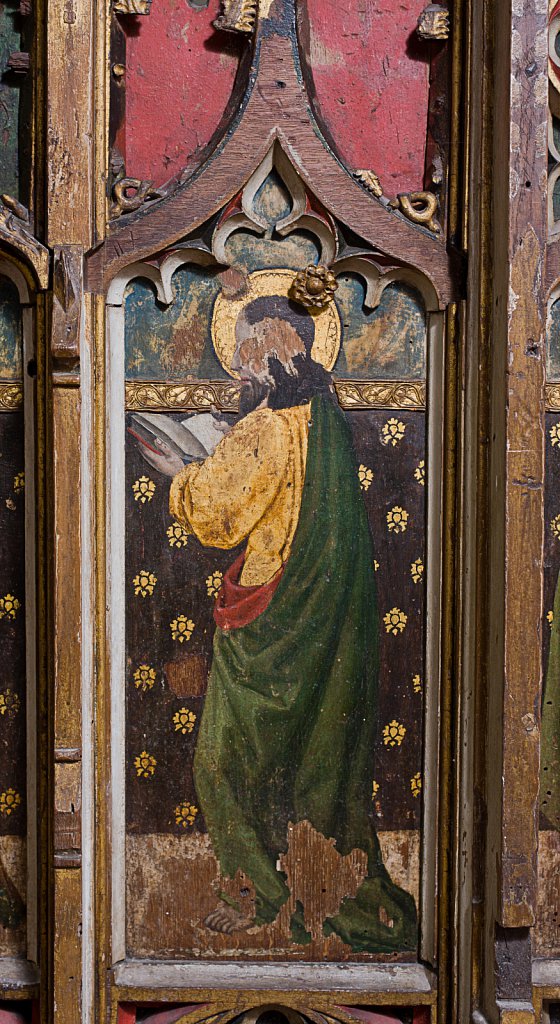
(238, 378), (271, 418)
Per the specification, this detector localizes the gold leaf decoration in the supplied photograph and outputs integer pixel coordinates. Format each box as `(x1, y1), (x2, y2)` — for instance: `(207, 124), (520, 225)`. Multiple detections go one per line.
(0, 789), (21, 815)
(167, 521), (189, 548)
(132, 570), (157, 597)
(387, 506), (409, 533)
(206, 571), (224, 597)
(382, 720), (406, 747)
(411, 558), (424, 583)
(0, 689), (20, 717)
(175, 801), (199, 827)
(134, 751), (156, 778)
(170, 616), (195, 643)
(173, 707), (197, 735)
(0, 594), (20, 619)
(383, 608), (407, 635)
(410, 772), (422, 798)
(132, 476), (155, 503)
(414, 459), (425, 485)
(358, 464), (373, 491)
(381, 418), (406, 447)
(289, 264), (338, 311)
(133, 665), (156, 692)
(354, 169), (383, 197)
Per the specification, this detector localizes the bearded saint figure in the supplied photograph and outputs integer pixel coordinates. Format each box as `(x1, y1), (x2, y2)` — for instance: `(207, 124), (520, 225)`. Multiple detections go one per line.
(150, 292), (418, 953)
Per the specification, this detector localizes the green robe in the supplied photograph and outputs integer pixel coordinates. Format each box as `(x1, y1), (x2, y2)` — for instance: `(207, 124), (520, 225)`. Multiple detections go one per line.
(542, 570), (560, 829)
(194, 394), (417, 952)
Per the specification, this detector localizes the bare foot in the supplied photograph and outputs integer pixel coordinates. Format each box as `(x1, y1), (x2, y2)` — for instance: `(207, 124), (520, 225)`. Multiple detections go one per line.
(379, 906), (394, 929)
(204, 904), (253, 934)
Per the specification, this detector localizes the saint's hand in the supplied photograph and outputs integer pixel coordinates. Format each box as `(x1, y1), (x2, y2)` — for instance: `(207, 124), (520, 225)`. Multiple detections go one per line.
(138, 439), (185, 477)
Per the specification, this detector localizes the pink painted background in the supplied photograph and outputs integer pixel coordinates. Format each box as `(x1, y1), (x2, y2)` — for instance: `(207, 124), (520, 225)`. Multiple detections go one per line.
(303, 0), (431, 195)
(120, 0), (431, 195)
(118, 0), (242, 187)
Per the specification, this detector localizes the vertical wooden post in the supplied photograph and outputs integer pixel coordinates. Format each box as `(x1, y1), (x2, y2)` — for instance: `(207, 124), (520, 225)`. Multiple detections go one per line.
(45, 0), (93, 1020)
(487, 0), (548, 1019)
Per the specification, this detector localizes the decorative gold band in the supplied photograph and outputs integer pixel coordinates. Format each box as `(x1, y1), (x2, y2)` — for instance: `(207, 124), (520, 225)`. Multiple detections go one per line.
(125, 379), (426, 412)
(0, 383), (23, 412)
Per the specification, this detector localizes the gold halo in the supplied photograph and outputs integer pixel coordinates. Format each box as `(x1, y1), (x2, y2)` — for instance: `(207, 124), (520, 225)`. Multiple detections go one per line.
(211, 268), (341, 379)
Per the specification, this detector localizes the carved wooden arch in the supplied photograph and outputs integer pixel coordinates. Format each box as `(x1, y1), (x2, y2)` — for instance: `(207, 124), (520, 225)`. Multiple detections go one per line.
(0, 200), (49, 293)
(86, 0), (460, 307)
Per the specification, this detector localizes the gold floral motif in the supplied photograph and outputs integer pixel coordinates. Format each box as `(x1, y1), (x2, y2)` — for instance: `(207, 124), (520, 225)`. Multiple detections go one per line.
(548, 610), (554, 626)
(134, 751), (156, 777)
(551, 514), (560, 540)
(206, 571), (224, 597)
(167, 521), (189, 548)
(550, 423), (560, 447)
(0, 689), (20, 717)
(381, 418), (406, 447)
(411, 558), (424, 583)
(410, 772), (422, 798)
(133, 570), (157, 597)
(0, 383), (23, 411)
(412, 674), (422, 694)
(383, 607), (407, 635)
(414, 460), (425, 485)
(173, 707), (197, 734)
(0, 789), (21, 815)
(13, 471), (24, 494)
(175, 801), (199, 827)
(358, 464), (373, 491)
(170, 615), (195, 643)
(0, 594), (20, 619)
(382, 720), (407, 747)
(373, 560), (379, 572)
(132, 476), (155, 503)
(372, 780), (379, 799)
(133, 664), (156, 692)
(289, 264), (338, 311)
(387, 506), (409, 533)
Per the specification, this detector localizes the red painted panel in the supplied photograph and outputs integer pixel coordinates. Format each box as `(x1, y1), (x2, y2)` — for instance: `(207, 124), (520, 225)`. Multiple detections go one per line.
(302, 0), (431, 195)
(120, 0), (243, 187)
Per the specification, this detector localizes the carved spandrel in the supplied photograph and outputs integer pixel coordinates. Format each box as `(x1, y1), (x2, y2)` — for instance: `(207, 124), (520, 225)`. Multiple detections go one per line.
(0, 195), (49, 289)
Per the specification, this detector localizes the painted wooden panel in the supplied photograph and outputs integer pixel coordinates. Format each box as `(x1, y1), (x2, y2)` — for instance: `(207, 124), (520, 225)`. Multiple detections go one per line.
(0, 2), (32, 203)
(301, 0), (432, 195)
(120, 168), (429, 956)
(124, 406), (425, 960)
(0, 275), (26, 959)
(114, 0), (243, 187)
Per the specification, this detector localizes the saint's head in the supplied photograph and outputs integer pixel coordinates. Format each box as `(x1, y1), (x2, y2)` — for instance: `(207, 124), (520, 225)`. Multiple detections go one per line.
(232, 294), (333, 414)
